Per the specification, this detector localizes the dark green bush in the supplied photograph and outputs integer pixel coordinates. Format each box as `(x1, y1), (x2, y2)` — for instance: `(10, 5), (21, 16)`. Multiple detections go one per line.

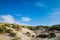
(0, 26), (7, 34)
(6, 29), (13, 33)
(0, 27), (5, 33)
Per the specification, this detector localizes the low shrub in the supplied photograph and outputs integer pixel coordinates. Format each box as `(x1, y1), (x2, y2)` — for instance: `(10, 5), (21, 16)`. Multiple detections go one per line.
(12, 36), (21, 40)
(0, 26), (7, 34)
(26, 32), (31, 37)
(6, 29), (13, 33)
(49, 32), (56, 38)
(36, 34), (49, 38)
(9, 33), (16, 37)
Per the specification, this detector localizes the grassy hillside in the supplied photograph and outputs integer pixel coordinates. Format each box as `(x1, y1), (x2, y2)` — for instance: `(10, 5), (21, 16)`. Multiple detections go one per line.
(0, 22), (60, 34)
(0, 22), (60, 40)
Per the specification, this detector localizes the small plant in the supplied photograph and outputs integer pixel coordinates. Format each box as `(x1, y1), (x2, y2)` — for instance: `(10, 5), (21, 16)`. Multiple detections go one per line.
(0, 26), (7, 34)
(6, 29), (13, 33)
(36, 34), (49, 38)
(26, 32), (31, 37)
(12, 25), (21, 31)
(0, 27), (5, 33)
(9, 33), (16, 37)
(12, 36), (21, 40)
(54, 36), (60, 40)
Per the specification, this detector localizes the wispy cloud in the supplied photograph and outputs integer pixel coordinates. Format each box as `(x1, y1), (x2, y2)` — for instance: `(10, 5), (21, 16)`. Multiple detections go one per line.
(36, 3), (47, 7)
(52, 11), (60, 18)
(21, 17), (31, 22)
(48, 8), (60, 24)
(51, 8), (60, 18)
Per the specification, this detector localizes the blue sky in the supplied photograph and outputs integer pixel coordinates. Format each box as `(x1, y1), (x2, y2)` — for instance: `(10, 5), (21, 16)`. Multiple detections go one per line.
(0, 0), (60, 26)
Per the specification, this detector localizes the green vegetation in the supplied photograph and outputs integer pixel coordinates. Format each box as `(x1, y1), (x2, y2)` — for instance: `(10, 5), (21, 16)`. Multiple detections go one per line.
(0, 22), (60, 34)
(9, 33), (16, 37)
(0, 23), (22, 33)
(6, 29), (13, 33)
(54, 36), (60, 40)
(12, 36), (21, 40)
(26, 32), (31, 37)
(0, 22), (60, 40)
(12, 24), (21, 31)
(0, 25), (7, 33)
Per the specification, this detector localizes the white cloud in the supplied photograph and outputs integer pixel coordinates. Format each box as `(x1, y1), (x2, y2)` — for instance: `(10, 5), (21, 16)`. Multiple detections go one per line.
(36, 3), (47, 7)
(21, 17), (31, 22)
(0, 15), (30, 25)
(0, 15), (15, 23)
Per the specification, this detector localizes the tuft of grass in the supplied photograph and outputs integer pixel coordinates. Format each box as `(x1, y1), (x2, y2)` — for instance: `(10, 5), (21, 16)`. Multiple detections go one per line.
(0, 26), (7, 34)
(12, 36), (21, 40)
(9, 33), (16, 37)
(26, 32), (31, 37)
(54, 36), (60, 40)
(6, 29), (13, 33)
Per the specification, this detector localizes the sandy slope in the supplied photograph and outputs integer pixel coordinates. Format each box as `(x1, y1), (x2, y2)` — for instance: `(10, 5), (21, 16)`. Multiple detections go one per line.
(0, 27), (36, 40)
(0, 33), (13, 40)
(0, 27), (60, 40)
